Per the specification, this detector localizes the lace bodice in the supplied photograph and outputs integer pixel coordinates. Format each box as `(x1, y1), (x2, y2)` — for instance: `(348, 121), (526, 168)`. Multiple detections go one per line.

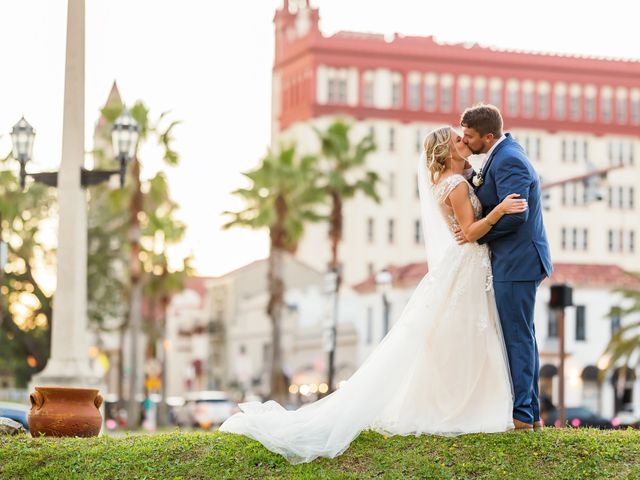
(433, 174), (482, 232)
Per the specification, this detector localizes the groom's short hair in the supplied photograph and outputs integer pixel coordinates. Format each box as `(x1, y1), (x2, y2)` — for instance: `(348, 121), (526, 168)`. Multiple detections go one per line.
(460, 104), (503, 138)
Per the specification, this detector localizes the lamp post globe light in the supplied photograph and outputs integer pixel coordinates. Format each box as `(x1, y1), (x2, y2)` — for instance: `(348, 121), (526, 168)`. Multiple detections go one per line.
(112, 108), (140, 187)
(10, 117), (36, 189)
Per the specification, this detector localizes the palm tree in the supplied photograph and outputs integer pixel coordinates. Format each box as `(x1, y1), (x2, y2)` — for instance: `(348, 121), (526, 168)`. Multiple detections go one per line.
(601, 284), (640, 379)
(91, 99), (182, 428)
(314, 120), (380, 392)
(224, 146), (325, 403)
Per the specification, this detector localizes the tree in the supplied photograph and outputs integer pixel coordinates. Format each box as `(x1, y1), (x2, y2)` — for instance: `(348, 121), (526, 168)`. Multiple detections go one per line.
(0, 151), (56, 387)
(601, 283), (640, 377)
(314, 119), (380, 392)
(223, 146), (325, 403)
(89, 98), (188, 428)
(139, 172), (193, 425)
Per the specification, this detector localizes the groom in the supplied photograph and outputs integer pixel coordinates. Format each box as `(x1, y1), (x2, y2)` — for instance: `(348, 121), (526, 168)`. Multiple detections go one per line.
(456, 104), (553, 432)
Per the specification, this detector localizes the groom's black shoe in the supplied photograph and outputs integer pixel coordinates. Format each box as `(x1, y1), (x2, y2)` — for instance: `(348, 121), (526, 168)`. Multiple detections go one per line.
(533, 421), (543, 432)
(513, 419), (534, 431)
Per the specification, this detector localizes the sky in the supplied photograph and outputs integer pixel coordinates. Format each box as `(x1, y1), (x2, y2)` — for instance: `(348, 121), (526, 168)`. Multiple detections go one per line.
(1, 0), (638, 278)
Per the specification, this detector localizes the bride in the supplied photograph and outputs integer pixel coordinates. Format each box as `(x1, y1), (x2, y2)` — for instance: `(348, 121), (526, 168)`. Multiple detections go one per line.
(219, 126), (528, 464)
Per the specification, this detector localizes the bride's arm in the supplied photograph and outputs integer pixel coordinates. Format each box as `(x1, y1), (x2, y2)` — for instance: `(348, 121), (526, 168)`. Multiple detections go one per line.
(448, 183), (527, 243)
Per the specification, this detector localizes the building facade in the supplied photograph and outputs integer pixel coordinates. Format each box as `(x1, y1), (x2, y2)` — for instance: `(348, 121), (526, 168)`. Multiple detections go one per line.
(272, 1), (640, 286)
(267, 1), (640, 418)
(185, 255), (359, 401)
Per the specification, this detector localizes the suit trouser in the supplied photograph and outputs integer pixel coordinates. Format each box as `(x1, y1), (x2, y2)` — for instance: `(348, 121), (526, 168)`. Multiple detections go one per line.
(493, 280), (540, 424)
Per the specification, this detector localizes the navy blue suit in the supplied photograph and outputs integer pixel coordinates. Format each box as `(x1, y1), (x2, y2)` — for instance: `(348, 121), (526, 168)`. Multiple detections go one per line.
(473, 133), (552, 424)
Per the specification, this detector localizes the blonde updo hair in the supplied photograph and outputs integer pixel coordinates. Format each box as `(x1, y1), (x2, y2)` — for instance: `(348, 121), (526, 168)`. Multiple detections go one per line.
(423, 126), (453, 183)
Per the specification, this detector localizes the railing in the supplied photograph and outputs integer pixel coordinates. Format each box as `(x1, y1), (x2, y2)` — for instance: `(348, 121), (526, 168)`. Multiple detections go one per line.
(0, 388), (30, 404)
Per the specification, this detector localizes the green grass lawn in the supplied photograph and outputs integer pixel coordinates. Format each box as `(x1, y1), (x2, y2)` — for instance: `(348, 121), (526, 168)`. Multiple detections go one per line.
(1, 428), (639, 479)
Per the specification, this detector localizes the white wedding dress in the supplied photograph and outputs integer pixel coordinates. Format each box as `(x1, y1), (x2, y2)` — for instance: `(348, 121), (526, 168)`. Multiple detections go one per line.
(219, 157), (515, 464)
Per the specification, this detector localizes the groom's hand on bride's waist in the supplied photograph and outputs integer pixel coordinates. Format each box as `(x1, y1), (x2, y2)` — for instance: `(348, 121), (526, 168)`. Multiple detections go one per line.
(453, 226), (469, 245)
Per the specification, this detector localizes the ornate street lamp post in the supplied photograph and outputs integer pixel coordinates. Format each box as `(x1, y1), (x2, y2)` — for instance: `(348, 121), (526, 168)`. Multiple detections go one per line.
(11, 111), (138, 394)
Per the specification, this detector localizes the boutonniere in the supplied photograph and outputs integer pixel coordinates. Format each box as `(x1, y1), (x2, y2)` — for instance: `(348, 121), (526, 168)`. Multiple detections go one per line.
(471, 172), (484, 188)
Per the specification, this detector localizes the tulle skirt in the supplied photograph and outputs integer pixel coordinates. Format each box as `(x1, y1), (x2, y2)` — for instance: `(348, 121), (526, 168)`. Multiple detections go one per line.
(219, 242), (514, 464)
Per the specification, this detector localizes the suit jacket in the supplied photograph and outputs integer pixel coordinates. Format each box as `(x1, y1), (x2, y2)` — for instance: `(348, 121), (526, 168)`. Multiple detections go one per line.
(474, 133), (553, 281)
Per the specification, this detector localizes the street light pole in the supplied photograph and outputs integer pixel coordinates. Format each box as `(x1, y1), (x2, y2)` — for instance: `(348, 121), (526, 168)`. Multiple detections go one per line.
(549, 283), (573, 428)
(126, 155), (143, 429)
(558, 306), (566, 427)
(376, 270), (392, 338)
(323, 268), (339, 394)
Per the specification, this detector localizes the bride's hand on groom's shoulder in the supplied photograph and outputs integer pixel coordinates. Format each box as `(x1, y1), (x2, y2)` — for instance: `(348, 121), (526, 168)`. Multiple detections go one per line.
(499, 193), (528, 215)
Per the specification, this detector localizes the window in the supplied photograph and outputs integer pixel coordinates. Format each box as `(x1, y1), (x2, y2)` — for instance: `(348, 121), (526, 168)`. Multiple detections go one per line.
(601, 89), (612, 122)
(630, 230), (636, 253)
(367, 262), (374, 277)
(388, 127), (395, 151)
(570, 93), (581, 120)
(554, 86), (566, 118)
(538, 91), (549, 118)
(328, 78), (347, 104)
(490, 81), (502, 107)
(561, 139), (567, 162)
(608, 229), (614, 252)
(631, 95), (640, 124)
(474, 81), (485, 103)
(616, 89), (627, 124)
(441, 83), (452, 111)
(585, 85), (596, 121)
(458, 77), (471, 111)
(388, 172), (395, 198)
(338, 79), (347, 103)
(424, 75), (437, 111)
(575, 306), (586, 341)
(414, 219), (422, 244)
(610, 307), (622, 336)
(507, 80), (519, 116)
(363, 80), (374, 106)
(571, 227), (578, 250)
(618, 186), (624, 209)
(408, 82), (420, 110)
(630, 186), (635, 210)
(583, 139), (589, 162)
(367, 218), (374, 243)
(548, 308), (558, 338)
(415, 129), (422, 154)
(366, 306), (373, 345)
(391, 80), (402, 109)
(388, 219), (395, 244)
(585, 96), (596, 121)
(583, 228), (589, 251)
(523, 90), (534, 117)
(415, 174), (420, 199)
(561, 227), (567, 249)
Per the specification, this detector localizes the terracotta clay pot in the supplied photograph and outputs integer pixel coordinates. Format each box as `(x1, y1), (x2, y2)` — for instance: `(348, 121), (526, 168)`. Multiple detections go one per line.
(28, 386), (103, 437)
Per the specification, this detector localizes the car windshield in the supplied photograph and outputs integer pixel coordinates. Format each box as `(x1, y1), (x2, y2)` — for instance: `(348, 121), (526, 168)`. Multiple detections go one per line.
(567, 407), (595, 417)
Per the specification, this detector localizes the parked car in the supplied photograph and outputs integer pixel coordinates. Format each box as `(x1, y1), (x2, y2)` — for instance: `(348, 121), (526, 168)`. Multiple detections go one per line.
(177, 391), (237, 429)
(0, 401), (30, 431)
(610, 410), (639, 429)
(543, 406), (613, 429)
